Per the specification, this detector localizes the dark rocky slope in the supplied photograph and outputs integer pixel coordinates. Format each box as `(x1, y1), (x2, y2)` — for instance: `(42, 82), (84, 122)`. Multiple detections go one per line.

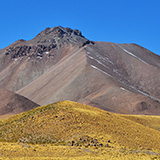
(0, 89), (39, 115)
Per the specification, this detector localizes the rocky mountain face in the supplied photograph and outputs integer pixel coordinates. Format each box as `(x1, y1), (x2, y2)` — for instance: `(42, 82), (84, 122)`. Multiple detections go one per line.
(1, 26), (94, 62)
(0, 26), (93, 91)
(0, 26), (160, 115)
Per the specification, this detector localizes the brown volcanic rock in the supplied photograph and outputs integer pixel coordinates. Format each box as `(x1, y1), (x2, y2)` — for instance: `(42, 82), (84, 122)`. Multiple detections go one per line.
(0, 89), (39, 115)
(17, 54), (160, 115)
(0, 26), (160, 115)
(0, 26), (91, 91)
(87, 42), (160, 100)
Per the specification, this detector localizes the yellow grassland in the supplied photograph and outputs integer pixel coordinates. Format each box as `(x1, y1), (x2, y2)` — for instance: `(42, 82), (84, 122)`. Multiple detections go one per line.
(0, 100), (160, 159)
(0, 142), (159, 160)
(120, 114), (160, 131)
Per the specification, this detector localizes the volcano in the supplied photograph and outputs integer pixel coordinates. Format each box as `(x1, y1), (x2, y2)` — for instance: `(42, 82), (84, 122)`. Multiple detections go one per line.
(0, 26), (160, 115)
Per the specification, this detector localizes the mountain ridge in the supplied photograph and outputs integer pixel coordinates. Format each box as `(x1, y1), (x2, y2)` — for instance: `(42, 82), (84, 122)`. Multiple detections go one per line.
(0, 26), (160, 115)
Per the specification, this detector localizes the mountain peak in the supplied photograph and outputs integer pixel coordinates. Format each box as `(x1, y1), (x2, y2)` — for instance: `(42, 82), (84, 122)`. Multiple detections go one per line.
(0, 26), (160, 116)
(31, 26), (88, 46)
(1, 26), (94, 60)
(35, 26), (84, 41)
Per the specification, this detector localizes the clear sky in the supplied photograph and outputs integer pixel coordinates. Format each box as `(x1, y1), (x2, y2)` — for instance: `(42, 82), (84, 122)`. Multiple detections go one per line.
(1, 0), (160, 55)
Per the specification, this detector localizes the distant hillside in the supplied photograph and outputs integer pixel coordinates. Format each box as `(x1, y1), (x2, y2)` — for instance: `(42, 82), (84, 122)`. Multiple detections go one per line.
(0, 88), (39, 115)
(0, 101), (160, 151)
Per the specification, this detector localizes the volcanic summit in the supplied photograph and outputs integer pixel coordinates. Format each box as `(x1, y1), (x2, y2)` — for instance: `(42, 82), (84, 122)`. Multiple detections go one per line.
(0, 26), (160, 115)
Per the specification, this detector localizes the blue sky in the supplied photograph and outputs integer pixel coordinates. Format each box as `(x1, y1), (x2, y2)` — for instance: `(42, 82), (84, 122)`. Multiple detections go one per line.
(1, 0), (160, 55)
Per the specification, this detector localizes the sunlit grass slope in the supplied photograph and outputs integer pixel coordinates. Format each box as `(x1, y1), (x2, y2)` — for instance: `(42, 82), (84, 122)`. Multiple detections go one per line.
(0, 142), (159, 160)
(0, 100), (160, 152)
(120, 114), (160, 131)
